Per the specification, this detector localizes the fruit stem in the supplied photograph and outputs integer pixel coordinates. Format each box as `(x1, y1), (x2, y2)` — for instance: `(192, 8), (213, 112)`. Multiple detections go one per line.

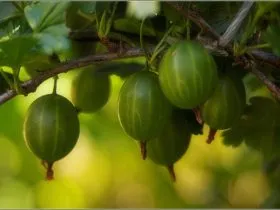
(13, 67), (26, 95)
(46, 162), (54, 181)
(140, 18), (150, 63)
(167, 165), (176, 182)
(52, 75), (58, 95)
(193, 107), (203, 124)
(140, 141), (147, 160)
(149, 24), (175, 65)
(41, 160), (48, 169)
(207, 128), (217, 144)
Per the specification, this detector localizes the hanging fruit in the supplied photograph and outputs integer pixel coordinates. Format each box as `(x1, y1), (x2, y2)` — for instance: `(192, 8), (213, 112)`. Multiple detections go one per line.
(201, 75), (246, 143)
(23, 93), (80, 180)
(118, 70), (173, 159)
(158, 40), (219, 114)
(146, 108), (192, 182)
(71, 66), (111, 113)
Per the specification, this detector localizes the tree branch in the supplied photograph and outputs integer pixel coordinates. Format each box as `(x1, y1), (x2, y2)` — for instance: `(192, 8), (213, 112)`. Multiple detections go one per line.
(251, 50), (280, 69)
(0, 47), (152, 105)
(251, 64), (280, 100)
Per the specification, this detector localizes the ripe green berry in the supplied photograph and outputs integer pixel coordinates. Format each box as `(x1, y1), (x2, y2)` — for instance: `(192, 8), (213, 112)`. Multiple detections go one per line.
(147, 108), (192, 181)
(23, 94), (80, 180)
(201, 76), (246, 143)
(118, 70), (173, 159)
(71, 67), (111, 113)
(158, 40), (219, 110)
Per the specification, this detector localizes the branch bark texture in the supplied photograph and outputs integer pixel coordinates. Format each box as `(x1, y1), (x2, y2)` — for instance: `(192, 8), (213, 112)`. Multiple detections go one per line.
(0, 47), (151, 105)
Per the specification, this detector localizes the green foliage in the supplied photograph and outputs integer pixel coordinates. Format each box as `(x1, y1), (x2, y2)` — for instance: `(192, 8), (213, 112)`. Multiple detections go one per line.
(65, 2), (96, 30)
(0, 36), (38, 69)
(264, 24), (280, 56)
(24, 2), (70, 55)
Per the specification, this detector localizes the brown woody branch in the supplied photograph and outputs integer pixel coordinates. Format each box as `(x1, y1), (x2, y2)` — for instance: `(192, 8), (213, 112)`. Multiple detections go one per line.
(0, 47), (152, 105)
(251, 64), (280, 100)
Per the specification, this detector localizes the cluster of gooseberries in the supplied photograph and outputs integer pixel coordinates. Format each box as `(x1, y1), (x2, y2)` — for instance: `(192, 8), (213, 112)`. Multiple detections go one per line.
(23, 40), (246, 181)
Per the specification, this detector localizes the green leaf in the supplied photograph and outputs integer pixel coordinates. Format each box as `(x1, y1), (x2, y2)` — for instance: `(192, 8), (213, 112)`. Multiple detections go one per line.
(0, 35), (38, 68)
(222, 126), (244, 148)
(0, 2), (16, 20)
(0, 14), (21, 32)
(221, 97), (278, 152)
(241, 97), (278, 157)
(34, 24), (70, 55)
(24, 2), (69, 32)
(243, 73), (273, 101)
(256, 2), (280, 16)
(244, 128), (274, 155)
(244, 97), (277, 128)
(171, 108), (203, 136)
(263, 24), (280, 56)
(0, 3), (32, 36)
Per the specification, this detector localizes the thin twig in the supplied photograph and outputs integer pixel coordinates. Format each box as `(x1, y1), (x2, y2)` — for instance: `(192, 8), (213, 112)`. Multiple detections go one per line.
(251, 50), (280, 69)
(250, 63), (280, 100)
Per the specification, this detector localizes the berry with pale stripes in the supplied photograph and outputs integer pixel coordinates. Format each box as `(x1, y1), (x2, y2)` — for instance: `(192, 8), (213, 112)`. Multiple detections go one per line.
(23, 94), (80, 180)
(118, 70), (173, 159)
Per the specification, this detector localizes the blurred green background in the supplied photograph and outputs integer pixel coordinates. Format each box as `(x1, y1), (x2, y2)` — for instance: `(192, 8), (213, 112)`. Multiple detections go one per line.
(0, 58), (270, 208)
